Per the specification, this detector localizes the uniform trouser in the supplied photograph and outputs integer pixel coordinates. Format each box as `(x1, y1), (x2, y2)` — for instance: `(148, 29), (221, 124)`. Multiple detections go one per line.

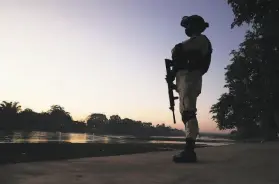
(176, 70), (202, 140)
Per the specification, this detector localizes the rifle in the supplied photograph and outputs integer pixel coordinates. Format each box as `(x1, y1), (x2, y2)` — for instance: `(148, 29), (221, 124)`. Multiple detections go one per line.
(165, 59), (179, 124)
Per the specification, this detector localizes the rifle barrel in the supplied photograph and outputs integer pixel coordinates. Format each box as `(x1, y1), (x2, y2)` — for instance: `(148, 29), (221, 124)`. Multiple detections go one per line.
(172, 110), (176, 124)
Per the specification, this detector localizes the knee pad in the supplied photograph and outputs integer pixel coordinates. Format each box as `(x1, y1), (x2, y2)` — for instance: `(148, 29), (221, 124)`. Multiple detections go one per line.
(182, 110), (197, 123)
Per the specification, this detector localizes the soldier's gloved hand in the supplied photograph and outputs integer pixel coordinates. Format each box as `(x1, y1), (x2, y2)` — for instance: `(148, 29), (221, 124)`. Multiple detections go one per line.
(166, 72), (176, 83)
(166, 76), (174, 84)
(172, 84), (178, 92)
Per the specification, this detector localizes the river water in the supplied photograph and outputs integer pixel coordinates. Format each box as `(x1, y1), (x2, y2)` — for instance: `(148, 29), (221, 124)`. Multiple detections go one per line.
(0, 131), (233, 146)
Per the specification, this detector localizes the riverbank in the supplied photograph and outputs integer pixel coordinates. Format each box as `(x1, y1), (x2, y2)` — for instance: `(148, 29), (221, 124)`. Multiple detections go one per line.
(0, 142), (209, 164)
(1, 142), (278, 184)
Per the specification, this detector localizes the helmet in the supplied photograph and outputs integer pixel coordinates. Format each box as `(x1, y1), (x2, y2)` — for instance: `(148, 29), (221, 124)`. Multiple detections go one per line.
(180, 15), (209, 29)
(180, 15), (209, 37)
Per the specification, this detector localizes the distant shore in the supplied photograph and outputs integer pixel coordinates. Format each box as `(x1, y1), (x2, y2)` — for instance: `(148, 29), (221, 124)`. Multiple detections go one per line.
(0, 142), (209, 164)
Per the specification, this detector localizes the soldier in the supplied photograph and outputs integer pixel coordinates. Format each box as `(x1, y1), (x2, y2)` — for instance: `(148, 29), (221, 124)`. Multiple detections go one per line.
(171, 15), (213, 163)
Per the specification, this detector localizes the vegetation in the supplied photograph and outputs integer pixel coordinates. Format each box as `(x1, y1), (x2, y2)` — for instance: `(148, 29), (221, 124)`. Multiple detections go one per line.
(210, 0), (279, 139)
(0, 101), (184, 137)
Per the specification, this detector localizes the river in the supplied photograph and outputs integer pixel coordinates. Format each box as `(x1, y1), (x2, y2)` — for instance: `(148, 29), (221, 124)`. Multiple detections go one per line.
(0, 131), (233, 146)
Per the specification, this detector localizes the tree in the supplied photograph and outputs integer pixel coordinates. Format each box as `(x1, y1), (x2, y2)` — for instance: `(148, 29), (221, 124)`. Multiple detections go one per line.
(210, 0), (279, 139)
(72, 120), (87, 133)
(47, 105), (73, 132)
(210, 93), (236, 130)
(86, 113), (108, 132)
(48, 105), (71, 117)
(0, 101), (22, 114)
(109, 115), (122, 124)
(19, 108), (39, 131)
(0, 101), (21, 130)
(228, 0), (279, 33)
(0, 100), (184, 136)
(210, 28), (276, 138)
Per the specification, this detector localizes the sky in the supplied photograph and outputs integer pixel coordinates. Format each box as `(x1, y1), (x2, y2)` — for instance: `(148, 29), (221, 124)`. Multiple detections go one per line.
(0, 0), (248, 132)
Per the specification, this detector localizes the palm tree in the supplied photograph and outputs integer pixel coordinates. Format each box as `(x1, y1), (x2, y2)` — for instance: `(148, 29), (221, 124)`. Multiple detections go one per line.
(0, 101), (22, 130)
(0, 101), (22, 114)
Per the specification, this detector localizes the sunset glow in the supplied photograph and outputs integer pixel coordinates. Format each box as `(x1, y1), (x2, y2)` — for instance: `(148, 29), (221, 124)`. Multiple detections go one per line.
(0, 0), (247, 132)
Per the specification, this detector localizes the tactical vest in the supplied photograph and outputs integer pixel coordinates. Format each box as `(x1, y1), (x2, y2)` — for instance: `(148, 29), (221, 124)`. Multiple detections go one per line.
(201, 36), (213, 75)
(172, 36), (212, 75)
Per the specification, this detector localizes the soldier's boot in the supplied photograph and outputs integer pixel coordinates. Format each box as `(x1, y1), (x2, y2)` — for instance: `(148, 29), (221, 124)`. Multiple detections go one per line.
(172, 138), (197, 163)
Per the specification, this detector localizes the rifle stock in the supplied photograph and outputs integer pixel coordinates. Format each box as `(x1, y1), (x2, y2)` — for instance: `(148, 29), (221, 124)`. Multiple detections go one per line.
(165, 59), (179, 124)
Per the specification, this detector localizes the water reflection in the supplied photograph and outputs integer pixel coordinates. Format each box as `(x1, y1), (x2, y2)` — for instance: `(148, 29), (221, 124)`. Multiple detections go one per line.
(149, 140), (185, 144)
(149, 140), (233, 146)
(103, 136), (109, 144)
(67, 133), (87, 143)
(0, 131), (233, 146)
(12, 132), (25, 143)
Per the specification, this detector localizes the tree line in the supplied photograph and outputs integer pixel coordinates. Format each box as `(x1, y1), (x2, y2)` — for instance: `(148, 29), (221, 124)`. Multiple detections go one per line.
(210, 0), (279, 140)
(0, 101), (184, 137)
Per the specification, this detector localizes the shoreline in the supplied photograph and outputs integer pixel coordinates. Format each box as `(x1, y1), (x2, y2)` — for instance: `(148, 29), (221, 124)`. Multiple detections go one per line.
(0, 142), (209, 165)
